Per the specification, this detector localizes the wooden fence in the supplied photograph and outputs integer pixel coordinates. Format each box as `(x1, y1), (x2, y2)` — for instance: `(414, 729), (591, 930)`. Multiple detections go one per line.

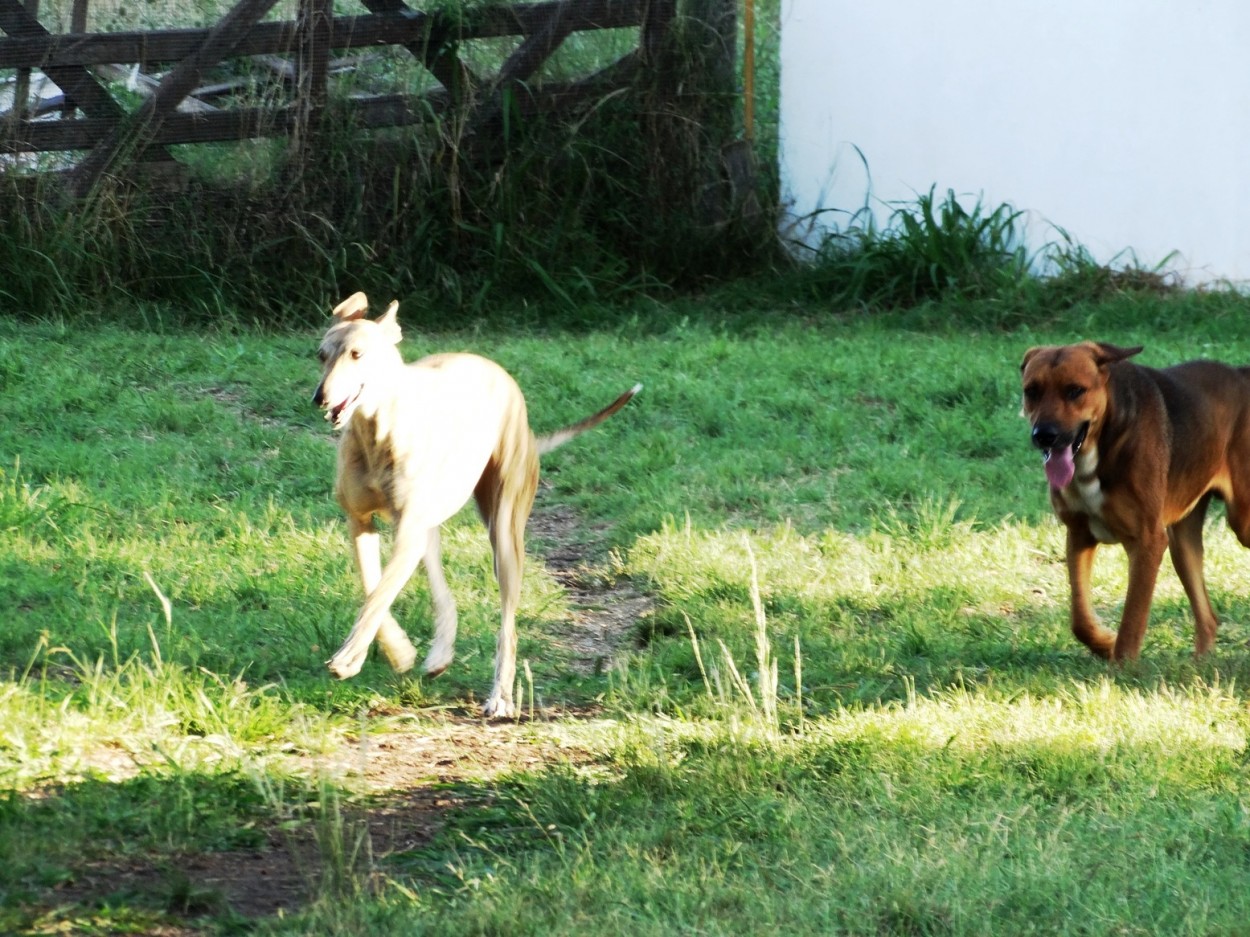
(0, 0), (719, 194)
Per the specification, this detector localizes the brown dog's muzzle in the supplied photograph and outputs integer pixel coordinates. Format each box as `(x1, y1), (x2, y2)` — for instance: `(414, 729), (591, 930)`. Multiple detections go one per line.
(1031, 419), (1089, 489)
(1031, 420), (1087, 454)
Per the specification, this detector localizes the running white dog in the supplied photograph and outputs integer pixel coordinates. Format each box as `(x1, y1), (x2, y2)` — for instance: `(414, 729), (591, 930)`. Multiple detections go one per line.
(313, 292), (639, 717)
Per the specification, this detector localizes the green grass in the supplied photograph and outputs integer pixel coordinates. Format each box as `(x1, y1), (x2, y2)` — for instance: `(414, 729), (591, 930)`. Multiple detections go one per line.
(4, 290), (1250, 933)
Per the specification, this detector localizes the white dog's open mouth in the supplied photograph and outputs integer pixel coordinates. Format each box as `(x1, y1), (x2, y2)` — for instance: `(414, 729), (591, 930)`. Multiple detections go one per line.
(327, 386), (363, 428)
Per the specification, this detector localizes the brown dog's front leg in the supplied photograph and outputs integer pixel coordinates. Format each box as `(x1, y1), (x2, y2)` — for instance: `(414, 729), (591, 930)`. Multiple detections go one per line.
(1112, 531), (1168, 661)
(1066, 525), (1116, 658)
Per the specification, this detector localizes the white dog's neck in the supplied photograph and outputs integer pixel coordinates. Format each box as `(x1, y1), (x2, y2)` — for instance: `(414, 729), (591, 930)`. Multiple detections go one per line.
(344, 357), (406, 433)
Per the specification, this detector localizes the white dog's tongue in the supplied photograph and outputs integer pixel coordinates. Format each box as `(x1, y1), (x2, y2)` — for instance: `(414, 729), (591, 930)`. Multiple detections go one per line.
(1045, 445), (1075, 489)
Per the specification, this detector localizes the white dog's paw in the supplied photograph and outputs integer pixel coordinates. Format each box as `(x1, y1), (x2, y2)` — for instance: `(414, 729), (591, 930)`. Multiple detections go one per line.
(481, 694), (516, 720)
(380, 638), (417, 674)
(423, 641), (455, 678)
(378, 620), (417, 673)
(326, 647), (366, 680)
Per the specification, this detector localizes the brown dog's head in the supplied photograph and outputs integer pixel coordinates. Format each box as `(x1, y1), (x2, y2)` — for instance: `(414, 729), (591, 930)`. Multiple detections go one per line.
(1020, 341), (1142, 489)
(312, 291), (404, 429)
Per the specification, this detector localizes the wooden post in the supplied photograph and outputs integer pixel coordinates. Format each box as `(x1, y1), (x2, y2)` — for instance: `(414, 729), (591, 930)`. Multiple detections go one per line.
(63, 0), (87, 116)
(294, 0), (332, 158)
(296, 0), (331, 111)
(641, 0), (676, 65)
(13, 0), (37, 120)
(685, 0), (736, 100)
(742, 0), (754, 142)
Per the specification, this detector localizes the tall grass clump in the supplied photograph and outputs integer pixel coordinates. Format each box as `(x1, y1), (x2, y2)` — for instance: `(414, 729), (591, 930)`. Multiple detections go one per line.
(773, 183), (1194, 325)
(674, 539), (805, 738)
(791, 186), (1032, 310)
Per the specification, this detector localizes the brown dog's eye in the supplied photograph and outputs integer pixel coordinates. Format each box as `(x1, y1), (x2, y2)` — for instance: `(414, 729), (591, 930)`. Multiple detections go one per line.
(1064, 385), (1086, 401)
(1023, 384), (1042, 402)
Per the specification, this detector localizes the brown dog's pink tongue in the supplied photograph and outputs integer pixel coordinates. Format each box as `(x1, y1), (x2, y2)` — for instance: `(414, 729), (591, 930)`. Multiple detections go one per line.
(1045, 445), (1075, 489)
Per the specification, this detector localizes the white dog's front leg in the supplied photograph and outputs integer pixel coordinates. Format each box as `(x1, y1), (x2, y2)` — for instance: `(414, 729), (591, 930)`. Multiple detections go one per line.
(340, 516), (417, 675)
(420, 526), (459, 677)
(328, 514), (427, 679)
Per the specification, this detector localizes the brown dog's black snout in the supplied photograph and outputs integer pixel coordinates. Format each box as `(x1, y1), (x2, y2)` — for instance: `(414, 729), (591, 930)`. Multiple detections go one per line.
(312, 382), (326, 408)
(1032, 423), (1061, 450)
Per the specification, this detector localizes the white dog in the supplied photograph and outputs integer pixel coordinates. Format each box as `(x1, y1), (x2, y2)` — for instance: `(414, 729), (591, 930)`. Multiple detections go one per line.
(313, 292), (639, 717)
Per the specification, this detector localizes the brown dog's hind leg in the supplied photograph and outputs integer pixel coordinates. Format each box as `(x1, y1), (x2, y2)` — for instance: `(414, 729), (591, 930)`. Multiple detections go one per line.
(1168, 496), (1218, 655)
(1066, 527), (1117, 658)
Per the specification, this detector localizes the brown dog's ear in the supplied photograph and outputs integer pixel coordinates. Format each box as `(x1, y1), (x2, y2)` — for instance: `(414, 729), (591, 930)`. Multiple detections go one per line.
(332, 291), (369, 321)
(1020, 346), (1046, 373)
(1092, 342), (1143, 367)
(377, 300), (402, 344)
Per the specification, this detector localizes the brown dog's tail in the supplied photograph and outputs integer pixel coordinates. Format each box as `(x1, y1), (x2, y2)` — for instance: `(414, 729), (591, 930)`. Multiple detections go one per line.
(536, 383), (642, 456)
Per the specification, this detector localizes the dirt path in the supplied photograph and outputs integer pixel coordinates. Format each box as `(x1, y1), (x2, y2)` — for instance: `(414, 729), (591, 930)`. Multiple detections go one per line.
(527, 502), (655, 676)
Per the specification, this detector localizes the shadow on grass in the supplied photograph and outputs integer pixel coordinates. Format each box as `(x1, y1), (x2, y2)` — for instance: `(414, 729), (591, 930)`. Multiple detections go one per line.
(0, 765), (459, 934)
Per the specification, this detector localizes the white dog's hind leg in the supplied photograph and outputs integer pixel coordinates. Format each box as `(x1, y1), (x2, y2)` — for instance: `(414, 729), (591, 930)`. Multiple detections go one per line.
(481, 507), (524, 719)
(421, 526), (458, 677)
(328, 514), (426, 679)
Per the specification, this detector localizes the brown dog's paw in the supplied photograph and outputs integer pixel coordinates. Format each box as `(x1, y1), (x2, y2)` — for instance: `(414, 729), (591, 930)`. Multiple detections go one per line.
(1080, 628), (1117, 660)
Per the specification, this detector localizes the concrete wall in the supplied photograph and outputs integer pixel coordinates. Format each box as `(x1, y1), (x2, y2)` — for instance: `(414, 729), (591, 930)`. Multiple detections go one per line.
(778, 0), (1250, 284)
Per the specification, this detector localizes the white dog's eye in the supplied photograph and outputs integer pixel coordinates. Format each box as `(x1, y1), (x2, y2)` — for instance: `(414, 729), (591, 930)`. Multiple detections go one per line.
(349, 349), (362, 361)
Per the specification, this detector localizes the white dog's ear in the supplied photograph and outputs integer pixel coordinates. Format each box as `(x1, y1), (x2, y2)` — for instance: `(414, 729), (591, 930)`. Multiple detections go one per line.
(377, 300), (402, 344)
(331, 291), (369, 321)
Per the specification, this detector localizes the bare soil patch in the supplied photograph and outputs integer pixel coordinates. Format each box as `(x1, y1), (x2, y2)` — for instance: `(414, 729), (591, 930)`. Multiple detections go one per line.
(42, 717), (598, 929)
(528, 502), (655, 675)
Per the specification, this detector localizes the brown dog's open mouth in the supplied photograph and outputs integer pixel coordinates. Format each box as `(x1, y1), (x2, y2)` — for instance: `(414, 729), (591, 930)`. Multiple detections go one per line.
(327, 386), (363, 428)
(1042, 421), (1089, 489)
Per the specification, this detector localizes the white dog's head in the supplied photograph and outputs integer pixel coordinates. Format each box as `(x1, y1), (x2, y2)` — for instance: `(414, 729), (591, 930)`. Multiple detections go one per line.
(312, 292), (404, 429)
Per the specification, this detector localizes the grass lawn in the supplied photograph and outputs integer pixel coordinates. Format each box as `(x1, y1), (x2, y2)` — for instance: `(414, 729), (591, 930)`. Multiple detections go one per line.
(2, 289), (1250, 934)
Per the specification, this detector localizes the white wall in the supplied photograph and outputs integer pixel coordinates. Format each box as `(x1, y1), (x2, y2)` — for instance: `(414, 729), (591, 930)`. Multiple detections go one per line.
(779, 0), (1250, 284)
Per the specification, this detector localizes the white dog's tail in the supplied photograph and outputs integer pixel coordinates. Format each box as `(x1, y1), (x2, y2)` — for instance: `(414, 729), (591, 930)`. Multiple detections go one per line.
(537, 383), (642, 456)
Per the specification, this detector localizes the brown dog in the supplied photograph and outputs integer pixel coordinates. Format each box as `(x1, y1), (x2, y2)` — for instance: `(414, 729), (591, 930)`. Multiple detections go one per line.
(313, 292), (639, 717)
(1021, 341), (1250, 660)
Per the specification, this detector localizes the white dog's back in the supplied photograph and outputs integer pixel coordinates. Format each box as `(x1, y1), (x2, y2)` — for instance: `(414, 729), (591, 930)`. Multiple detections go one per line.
(384, 353), (528, 530)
